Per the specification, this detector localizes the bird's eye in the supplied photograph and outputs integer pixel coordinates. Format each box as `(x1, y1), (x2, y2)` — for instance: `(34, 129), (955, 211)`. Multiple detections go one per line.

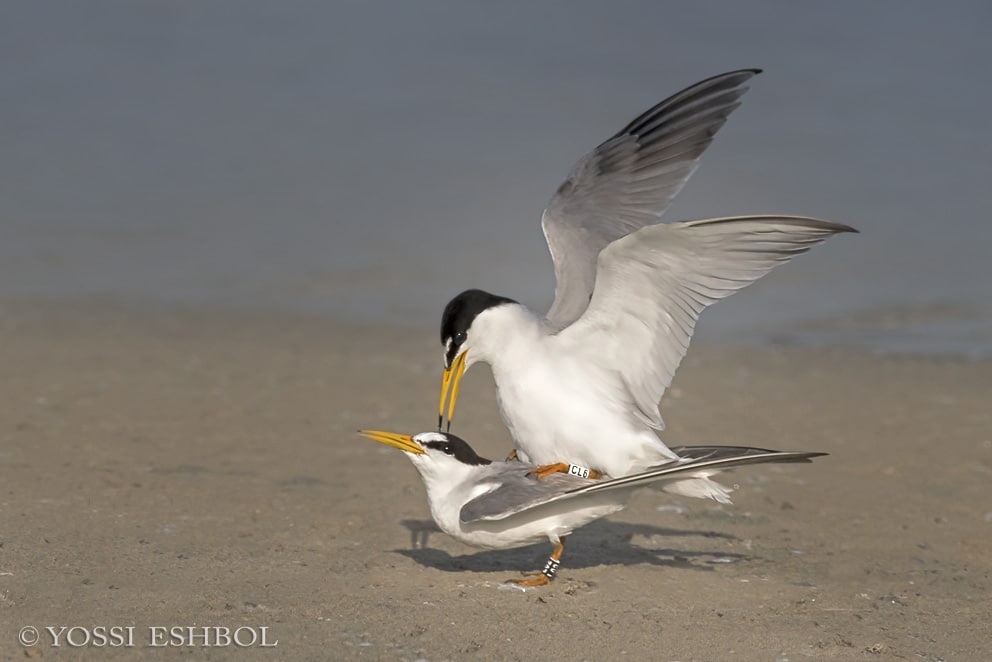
(454, 332), (467, 345)
(442, 444), (453, 455)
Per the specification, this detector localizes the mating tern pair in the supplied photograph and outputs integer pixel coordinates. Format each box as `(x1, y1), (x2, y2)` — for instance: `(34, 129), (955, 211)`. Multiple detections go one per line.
(357, 70), (849, 585)
(437, 69), (856, 486)
(360, 430), (825, 586)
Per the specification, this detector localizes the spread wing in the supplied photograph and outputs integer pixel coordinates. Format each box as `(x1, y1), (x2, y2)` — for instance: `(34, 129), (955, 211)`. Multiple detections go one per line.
(542, 69), (761, 328)
(557, 215), (858, 429)
(461, 448), (827, 523)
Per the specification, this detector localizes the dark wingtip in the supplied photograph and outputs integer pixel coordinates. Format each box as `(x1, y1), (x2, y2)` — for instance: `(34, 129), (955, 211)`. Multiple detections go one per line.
(725, 67), (762, 77)
(790, 451), (830, 463)
(814, 219), (858, 234)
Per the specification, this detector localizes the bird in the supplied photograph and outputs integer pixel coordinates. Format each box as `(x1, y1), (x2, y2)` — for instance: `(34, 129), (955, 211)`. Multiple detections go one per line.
(436, 69), (857, 484)
(358, 429), (826, 586)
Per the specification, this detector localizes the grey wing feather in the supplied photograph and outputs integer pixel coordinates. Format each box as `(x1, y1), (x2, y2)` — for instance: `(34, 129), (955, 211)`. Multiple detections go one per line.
(669, 444), (821, 462)
(459, 468), (597, 524)
(558, 215), (857, 429)
(543, 69), (761, 328)
(561, 449), (827, 498)
(465, 448), (826, 523)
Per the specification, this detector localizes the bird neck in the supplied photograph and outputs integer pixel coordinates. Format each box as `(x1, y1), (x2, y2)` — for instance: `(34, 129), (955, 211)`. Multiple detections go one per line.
(469, 303), (545, 369)
(409, 458), (491, 536)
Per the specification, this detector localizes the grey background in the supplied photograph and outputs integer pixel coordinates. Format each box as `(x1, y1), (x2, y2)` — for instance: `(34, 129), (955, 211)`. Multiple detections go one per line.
(3, 1), (990, 354)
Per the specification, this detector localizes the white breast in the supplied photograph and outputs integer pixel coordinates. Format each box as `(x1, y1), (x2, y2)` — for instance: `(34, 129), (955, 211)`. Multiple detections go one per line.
(490, 335), (675, 477)
(468, 303), (676, 477)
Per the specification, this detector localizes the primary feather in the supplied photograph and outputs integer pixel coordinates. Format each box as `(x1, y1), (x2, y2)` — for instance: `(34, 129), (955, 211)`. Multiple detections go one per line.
(461, 447), (826, 524)
(543, 69), (761, 328)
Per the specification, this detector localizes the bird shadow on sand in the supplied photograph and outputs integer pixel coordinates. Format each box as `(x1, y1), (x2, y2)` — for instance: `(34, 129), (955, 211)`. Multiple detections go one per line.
(395, 519), (751, 576)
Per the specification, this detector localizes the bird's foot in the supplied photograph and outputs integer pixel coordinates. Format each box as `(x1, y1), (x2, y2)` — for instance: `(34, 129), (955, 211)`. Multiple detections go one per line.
(509, 553), (562, 587)
(506, 449), (519, 461)
(529, 462), (602, 480)
(510, 574), (552, 588)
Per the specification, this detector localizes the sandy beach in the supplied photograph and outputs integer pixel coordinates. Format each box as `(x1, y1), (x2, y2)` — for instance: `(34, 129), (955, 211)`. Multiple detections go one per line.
(1, 300), (990, 660)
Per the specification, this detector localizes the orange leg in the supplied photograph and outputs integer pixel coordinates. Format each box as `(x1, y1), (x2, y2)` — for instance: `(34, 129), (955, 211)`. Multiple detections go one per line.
(511, 539), (567, 587)
(506, 449), (519, 461)
(529, 463), (602, 480)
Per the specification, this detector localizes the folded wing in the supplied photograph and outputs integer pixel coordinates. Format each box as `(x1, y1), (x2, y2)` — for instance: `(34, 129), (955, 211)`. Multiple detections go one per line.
(459, 469), (589, 523)
(461, 447), (826, 523)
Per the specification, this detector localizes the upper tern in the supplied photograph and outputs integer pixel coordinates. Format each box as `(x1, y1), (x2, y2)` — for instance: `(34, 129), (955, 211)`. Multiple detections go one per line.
(359, 429), (825, 586)
(436, 69), (856, 481)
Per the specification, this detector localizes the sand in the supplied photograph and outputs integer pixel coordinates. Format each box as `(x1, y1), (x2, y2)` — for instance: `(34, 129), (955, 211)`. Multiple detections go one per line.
(1, 300), (989, 661)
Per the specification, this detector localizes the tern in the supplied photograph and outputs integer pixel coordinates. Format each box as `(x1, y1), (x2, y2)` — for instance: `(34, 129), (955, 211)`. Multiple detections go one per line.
(359, 429), (825, 586)
(437, 69), (856, 482)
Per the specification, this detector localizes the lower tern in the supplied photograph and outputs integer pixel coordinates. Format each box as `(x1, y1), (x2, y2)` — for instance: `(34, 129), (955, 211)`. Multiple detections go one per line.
(359, 429), (825, 586)
(437, 70), (856, 481)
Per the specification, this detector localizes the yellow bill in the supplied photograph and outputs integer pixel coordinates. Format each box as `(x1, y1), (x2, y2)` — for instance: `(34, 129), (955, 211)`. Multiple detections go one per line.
(357, 429), (425, 454)
(437, 350), (467, 431)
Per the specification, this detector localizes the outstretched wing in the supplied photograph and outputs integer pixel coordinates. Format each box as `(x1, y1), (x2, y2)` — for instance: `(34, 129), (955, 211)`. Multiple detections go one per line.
(462, 448), (827, 523)
(557, 215), (857, 429)
(542, 69), (761, 328)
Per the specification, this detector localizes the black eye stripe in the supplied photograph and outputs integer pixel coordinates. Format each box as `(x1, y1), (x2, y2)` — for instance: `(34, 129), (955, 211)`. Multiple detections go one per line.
(421, 435), (492, 466)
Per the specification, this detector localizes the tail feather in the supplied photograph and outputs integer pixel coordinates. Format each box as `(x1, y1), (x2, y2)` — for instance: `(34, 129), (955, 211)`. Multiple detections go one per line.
(661, 476), (734, 504)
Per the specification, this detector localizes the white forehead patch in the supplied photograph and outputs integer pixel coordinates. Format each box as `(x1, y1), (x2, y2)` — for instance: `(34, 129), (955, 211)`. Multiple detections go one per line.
(414, 431), (449, 444)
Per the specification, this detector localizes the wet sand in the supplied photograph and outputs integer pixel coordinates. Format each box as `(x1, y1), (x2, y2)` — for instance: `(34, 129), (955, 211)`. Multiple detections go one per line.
(1, 301), (989, 660)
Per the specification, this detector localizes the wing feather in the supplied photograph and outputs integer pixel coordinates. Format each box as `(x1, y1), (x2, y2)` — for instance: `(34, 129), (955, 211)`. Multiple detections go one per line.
(542, 69), (762, 328)
(461, 448), (827, 523)
(459, 470), (590, 523)
(558, 215), (857, 429)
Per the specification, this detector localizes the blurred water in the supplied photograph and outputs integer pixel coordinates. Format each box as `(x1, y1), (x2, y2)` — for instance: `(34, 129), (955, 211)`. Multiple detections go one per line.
(2, 1), (990, 356)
